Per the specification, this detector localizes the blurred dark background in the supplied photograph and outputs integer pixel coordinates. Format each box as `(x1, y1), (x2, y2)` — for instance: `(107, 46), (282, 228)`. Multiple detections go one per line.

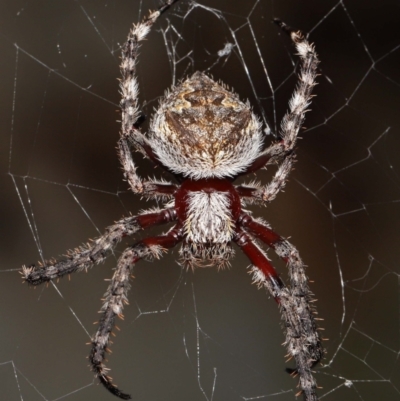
(1, 1), (399, 400)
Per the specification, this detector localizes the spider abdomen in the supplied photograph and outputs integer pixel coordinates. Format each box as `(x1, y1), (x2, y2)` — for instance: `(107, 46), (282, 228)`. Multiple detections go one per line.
(150, 72), (264, 179)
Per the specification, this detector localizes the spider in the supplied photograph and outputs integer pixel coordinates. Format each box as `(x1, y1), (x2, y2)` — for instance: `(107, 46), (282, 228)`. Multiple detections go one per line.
(22, 1), (323, 400)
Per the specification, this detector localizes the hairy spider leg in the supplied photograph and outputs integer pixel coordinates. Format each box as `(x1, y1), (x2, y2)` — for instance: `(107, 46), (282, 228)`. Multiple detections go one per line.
(234, 228), (284, 298)
(22, 208), (177, 286)
(237, 21), (319, 204)
(118, 0), (180, 197)
(238, 213), (323, 401)
(90, 227), (184, 400)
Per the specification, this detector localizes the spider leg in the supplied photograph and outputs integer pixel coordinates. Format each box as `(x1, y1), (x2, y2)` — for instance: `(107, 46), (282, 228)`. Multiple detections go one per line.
(237, 214), (324, 400)
(236, 154), (294, 205)
(22, 208), (177, 286)
(119, 0), (180, 196)
(90, 226), (183, 400)
(237, 21), (319, 203)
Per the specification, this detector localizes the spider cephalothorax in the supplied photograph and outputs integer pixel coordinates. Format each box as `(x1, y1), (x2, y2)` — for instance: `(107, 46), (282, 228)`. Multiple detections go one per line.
(22, 1), (324, 401)
(176, 178), (240, 268)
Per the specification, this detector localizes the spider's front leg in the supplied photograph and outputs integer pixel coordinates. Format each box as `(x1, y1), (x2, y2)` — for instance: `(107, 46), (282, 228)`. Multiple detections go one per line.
(234, 226), (322, 401)
(90, 226), (183, 400)
(22, 208), (177, 286)
(237, 20), (319, 204)
(118, 0), (180, 196)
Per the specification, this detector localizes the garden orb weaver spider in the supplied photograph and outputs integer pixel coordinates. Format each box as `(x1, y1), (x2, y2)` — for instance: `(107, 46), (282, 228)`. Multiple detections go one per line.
(22, 0), (324, 400)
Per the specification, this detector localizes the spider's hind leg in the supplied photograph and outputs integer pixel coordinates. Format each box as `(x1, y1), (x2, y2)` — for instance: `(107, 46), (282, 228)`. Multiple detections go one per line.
(234, 226), (322, 401)
(90, 226), (183, 400)
(238, 213), (324, 362)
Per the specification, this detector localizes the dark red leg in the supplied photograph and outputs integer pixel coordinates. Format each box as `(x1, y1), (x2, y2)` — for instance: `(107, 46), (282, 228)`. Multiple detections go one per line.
(90, 226), (183, 400)
(234, 228), (284, 301)
(237, 213), (321, 312)
(235, 219), (323, 401)
(136, 208), (177, 229)
(237, 212), (282, 252)
(23, 208), (178, 286)
(236, 150), (274, 177)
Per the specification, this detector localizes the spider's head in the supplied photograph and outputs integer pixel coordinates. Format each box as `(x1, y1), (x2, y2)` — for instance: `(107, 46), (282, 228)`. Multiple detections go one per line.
(150, 72), (263, 179)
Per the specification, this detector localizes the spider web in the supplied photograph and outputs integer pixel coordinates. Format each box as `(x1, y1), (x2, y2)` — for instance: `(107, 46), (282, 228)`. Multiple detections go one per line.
(1, 0), (399, 400)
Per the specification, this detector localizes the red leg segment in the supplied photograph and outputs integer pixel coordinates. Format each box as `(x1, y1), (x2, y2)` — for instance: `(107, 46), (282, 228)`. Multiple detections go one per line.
(237, 212), (322, 317)
(237, 213), (324, 401)
(238, 212), (282, 250)
(237, 213), (323, 401)
(234, 228), (284, 301)
(136, 208), (177, 229)
(23, 208), (178, 286)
